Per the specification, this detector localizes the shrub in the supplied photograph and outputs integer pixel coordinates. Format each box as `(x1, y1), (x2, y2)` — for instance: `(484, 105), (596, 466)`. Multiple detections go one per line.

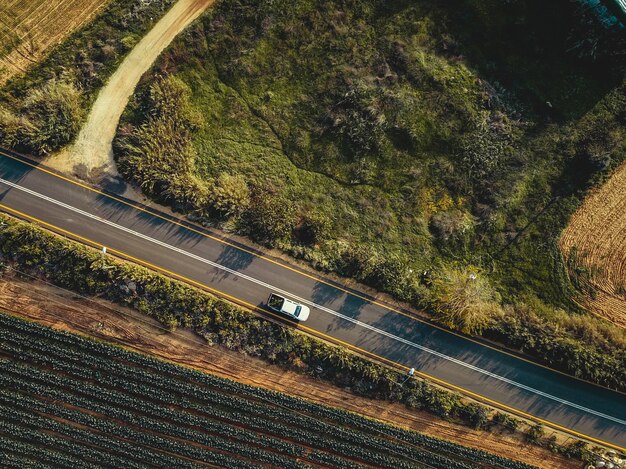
(210, 173), (250, 219)
(524, 424), (544, 444)
(115, 76), (208, 210)
(0, 78), (85, 155)
(293, 212), (332, 246)
(244, 191), (298, 245)
(430, 267), (501, 334)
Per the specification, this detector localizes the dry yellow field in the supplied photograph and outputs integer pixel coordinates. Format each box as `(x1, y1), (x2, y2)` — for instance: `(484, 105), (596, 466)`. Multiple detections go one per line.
(560, 162), (626, 328)
(0, 0), (110, 84)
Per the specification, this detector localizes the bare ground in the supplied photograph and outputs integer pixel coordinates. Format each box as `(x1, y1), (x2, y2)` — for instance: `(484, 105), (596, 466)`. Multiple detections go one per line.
(0, 277), (581, 469)
(560, 162), (626, 329)
(47, 0), (214, 176)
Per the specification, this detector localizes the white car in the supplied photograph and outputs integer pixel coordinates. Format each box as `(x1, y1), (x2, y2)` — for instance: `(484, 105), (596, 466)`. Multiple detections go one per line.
(267, 293), (310, 321)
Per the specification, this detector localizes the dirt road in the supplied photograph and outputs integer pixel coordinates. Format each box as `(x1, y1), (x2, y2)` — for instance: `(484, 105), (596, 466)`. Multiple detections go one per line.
(59, 0), (213, 175)
(0, 277), (579, 469)
(560, 162), (626, 328)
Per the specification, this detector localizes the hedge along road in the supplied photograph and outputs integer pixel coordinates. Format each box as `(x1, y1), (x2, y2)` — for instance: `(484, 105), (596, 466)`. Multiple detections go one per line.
(0, 151), (625, 451)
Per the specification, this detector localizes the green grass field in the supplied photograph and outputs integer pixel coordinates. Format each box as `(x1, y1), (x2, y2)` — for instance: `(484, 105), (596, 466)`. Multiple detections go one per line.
(113, 0), (626, 389)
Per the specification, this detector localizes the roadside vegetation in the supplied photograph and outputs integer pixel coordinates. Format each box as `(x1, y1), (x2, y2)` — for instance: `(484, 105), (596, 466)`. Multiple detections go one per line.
(0, 215), (598, 461)
(0, 312), (539, 469)
(113, 0), (626, 390)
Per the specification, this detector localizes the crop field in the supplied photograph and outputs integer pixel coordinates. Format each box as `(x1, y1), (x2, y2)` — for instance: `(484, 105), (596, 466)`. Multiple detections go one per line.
(560, 161), (626, 328)
(0, 0), (110, 84)
(0, 312), (532, 469)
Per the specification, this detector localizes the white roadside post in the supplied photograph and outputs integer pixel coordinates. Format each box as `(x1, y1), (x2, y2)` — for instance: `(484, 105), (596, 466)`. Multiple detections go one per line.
(401, 367), (416, 385)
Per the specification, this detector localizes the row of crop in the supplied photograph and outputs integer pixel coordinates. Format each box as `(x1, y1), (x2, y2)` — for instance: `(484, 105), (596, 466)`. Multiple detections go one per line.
(0, 328), (471, 469)
(0, 450), (42, 469)
(0, 327), (398, 464)
(0, 314), (477, 465)
(0, 392), (200, 469)
(0, 338), (322, 464)
(0, 418), (109, 469)
(0, 362), (314, 469)
(0, 357), (433, 469)
(0, 433), (79, 469)
(0, 385), (258, 469)
(0, 404), (145, 469)
(0, 312), (536, 469)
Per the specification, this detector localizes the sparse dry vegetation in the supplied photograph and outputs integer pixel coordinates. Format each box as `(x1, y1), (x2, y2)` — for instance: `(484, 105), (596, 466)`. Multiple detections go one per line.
(0, 0), (110, 84)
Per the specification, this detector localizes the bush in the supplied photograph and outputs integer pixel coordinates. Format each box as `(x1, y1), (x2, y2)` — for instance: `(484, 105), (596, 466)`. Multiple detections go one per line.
(431, 267), (501, 334)
(210, 173), (250, 219)
(524, 424), (544, 444)
(0, 78), (85, 155)
(115, 76), (208, 210)
(244, 191), (298, 245)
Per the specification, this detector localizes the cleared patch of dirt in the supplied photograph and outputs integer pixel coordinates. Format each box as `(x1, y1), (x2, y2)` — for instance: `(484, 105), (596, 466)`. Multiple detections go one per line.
(0, 277), (582, 469)
(560, 162), (626, 329)
(0, 0), (110, 85)
(49, 0), (214, 176)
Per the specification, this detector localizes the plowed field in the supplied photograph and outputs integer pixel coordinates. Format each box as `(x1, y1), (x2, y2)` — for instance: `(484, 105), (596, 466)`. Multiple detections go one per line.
(560, 162), (626, 328)
(0, 0), (109, 84)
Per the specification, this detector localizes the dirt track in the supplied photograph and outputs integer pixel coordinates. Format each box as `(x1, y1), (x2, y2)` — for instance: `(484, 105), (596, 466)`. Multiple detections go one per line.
(56, 0), (213, 175)
(560, 162), (626, 328)
(0, 277), (580, 469)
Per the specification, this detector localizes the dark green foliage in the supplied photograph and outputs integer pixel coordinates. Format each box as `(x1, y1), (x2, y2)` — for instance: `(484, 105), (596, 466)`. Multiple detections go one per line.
(245, 189), (299, 244)
(524, 424), (545, 444)
(0, 313), (538, 469)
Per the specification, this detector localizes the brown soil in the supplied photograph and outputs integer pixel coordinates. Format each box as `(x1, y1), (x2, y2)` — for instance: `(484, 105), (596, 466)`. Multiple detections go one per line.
(49, 0), (214, 176)
(0, 0), (110, 85)
(0, 277), (581, 469)
(560, 162), (626, 329)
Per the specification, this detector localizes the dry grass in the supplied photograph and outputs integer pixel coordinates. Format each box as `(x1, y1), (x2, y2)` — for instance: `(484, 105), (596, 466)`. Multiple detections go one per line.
(0, 0), (110, 85)
(560, 162), (626, 329)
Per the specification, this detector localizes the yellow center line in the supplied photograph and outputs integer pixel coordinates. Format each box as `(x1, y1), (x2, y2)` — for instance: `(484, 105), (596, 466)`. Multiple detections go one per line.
(1, 149), (622, 396)
(0, 202), (624, 453)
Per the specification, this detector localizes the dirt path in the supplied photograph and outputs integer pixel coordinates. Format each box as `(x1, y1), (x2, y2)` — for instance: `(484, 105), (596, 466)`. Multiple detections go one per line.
(50, 0), (213, 175)
(560, 162), (626, 329)
(0, 277), (580, 469)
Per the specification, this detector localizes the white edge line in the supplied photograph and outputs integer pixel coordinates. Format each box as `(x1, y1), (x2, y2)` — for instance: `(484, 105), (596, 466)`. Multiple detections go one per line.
(1, 177), (625, 427)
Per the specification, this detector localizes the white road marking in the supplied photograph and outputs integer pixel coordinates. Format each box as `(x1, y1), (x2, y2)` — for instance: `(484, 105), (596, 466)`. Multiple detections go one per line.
(1, 176), (625, 427)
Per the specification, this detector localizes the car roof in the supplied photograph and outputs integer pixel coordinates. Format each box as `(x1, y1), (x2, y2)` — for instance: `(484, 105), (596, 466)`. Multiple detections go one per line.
(281, 298), (298, 314)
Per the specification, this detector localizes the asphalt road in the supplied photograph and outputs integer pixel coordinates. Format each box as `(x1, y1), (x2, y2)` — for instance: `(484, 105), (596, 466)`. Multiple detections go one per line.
(0, 150), (624, 450)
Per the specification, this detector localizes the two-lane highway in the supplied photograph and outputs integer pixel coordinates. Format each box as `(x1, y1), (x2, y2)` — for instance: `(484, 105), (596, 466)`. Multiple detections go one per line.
(0, 150), (624, 450)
